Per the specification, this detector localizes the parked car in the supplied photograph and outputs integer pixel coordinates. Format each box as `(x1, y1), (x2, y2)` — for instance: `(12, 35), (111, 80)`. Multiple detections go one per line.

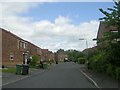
(64, 58), (69, 62)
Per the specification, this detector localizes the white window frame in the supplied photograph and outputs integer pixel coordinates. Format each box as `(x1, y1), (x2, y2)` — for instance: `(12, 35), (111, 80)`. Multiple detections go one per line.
(10, 54), (14, 61)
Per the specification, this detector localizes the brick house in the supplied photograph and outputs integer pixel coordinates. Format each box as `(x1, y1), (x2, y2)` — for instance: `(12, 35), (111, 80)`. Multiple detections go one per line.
(54, 52), (58, 62)
(41, 49), (49, 62)
(27, 41), (42, 63)
(49, 51), (55, 63)
(57, 50), (68, 62)
(1, 28), (42, 67)
(97, 21), (117, 45)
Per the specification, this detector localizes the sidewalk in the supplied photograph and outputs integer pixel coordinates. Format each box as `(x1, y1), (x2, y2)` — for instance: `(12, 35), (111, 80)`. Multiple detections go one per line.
(2, 63), (56, 86)
(80, 66), (118, 88)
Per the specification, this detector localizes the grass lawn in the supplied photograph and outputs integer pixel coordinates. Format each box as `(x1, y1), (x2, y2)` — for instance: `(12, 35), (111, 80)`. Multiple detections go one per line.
(2, 68), (16, 74)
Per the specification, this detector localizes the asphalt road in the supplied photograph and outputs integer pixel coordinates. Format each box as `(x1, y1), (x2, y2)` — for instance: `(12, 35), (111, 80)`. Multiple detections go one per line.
(3, 62), (96, 88)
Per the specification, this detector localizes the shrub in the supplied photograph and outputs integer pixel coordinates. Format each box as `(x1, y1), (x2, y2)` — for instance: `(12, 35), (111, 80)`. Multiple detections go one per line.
(115, 67), (120, 80)
(106, 64), (120, 79)
(78, 58), (86, 64)
(106, 64), (114, 76)
(89, 51), (108, 72)
(30, 55), (39, 67)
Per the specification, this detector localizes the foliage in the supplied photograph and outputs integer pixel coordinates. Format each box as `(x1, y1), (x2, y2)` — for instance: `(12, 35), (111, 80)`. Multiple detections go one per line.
(89, 50), (120, 80)
(78, 58), (86, 64)
(98, 1), (120, 66)
(89, 51), (108, 72)
(57, 49), (64, 53)
(29, 55), (39, 67)
(99, 1), (120, 29)
(115, 67), (120, 80)
(66, 49), (85, 62)
(86, 1), (120, 80)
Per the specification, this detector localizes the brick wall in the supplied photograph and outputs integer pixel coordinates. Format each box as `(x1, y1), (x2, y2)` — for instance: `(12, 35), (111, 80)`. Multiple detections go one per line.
(48, 52), (55, 63)
(27, 42), (41, 62)
(2, 29), (43, 67)
(1, 28), (51, 67)
(2, 29), (23, 67)
(58, 53), (68, 62)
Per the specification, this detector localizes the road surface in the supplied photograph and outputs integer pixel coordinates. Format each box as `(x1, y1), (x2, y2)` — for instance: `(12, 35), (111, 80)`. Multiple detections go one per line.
(3, 62), (96, 88)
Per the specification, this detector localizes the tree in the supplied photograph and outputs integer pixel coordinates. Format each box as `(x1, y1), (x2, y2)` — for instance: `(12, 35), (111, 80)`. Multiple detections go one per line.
(99, 1), (120, 38)
(99, 1), (120, 67)
(57, 49), (64, 53)
(66, 49), (85, 62)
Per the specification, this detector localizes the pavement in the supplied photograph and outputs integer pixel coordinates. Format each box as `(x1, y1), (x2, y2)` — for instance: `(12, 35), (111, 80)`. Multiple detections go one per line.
(79, 64), (119, 88)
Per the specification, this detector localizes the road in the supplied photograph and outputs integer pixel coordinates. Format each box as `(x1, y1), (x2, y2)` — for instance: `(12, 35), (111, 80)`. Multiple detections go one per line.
(3, 62), (96, 88)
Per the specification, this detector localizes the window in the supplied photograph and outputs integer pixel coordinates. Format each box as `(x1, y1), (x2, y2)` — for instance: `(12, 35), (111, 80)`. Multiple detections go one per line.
(19, 40), (27, 49)
(23, 43), (26, 49)
(19, 40), (23, 48)
(10, 54), (14, 61)
(110, 30), (118, 33)
(20, 41), (23, 48)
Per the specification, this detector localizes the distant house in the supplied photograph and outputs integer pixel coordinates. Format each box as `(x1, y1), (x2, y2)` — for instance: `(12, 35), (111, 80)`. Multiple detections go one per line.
(41, 49), (49, 62)
(49, 51), (55, 63)
(0, 28), (42, 67)
(82, 21), (117, 55)
(57, 50), (68, 62)
(82, 46), (97, 56)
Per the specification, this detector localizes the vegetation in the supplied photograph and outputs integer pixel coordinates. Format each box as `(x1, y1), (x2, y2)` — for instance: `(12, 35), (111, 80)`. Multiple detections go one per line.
(66, 49), (86, 63)
(56, 49), (86, 64)
(29, 55), (39, 68)
(2, 68), (16, 74)
(77, 58), (86, 64)
(88, 1), (120, 80)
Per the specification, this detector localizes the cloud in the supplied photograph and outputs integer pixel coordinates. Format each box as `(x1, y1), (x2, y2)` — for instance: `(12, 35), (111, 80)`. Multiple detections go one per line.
(1, 2), (99, 52)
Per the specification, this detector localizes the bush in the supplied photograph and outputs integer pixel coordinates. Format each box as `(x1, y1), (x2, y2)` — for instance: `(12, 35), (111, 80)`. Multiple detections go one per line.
(106, 64), (114, 76)
(89, 51), (108, 72)
(106, 64), (120, 80)
(30, 55), (39, 67)
(115, 67), (120, 80)
(78, 58), (86, 64)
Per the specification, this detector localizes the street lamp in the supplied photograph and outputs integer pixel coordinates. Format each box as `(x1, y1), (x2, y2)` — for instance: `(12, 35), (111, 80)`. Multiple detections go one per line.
(79, 38), (89, 69)
(79, 38), (88, 51)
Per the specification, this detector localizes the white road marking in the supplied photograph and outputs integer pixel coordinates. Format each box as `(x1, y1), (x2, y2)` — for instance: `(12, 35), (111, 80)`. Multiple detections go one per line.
(80, 70), (100, 89)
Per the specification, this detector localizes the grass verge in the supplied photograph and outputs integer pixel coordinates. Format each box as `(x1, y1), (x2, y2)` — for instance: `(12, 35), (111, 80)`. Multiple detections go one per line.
(2, 68), (16, 74)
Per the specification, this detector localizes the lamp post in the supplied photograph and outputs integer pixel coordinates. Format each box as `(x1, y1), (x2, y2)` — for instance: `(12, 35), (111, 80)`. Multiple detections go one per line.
(79, 38), (89, 69)
(79, 38), (88, 49)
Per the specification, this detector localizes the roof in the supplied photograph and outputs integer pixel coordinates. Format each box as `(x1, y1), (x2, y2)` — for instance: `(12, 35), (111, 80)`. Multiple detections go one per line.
(41, 49), (49, 53)
(82, 46), (97, 55)
(0, 27), (24, 41)
(0, 27), (41, 49)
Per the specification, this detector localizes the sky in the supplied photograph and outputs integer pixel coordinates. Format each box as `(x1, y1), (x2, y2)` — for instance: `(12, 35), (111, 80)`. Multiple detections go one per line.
(0, 1), (114, 52)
